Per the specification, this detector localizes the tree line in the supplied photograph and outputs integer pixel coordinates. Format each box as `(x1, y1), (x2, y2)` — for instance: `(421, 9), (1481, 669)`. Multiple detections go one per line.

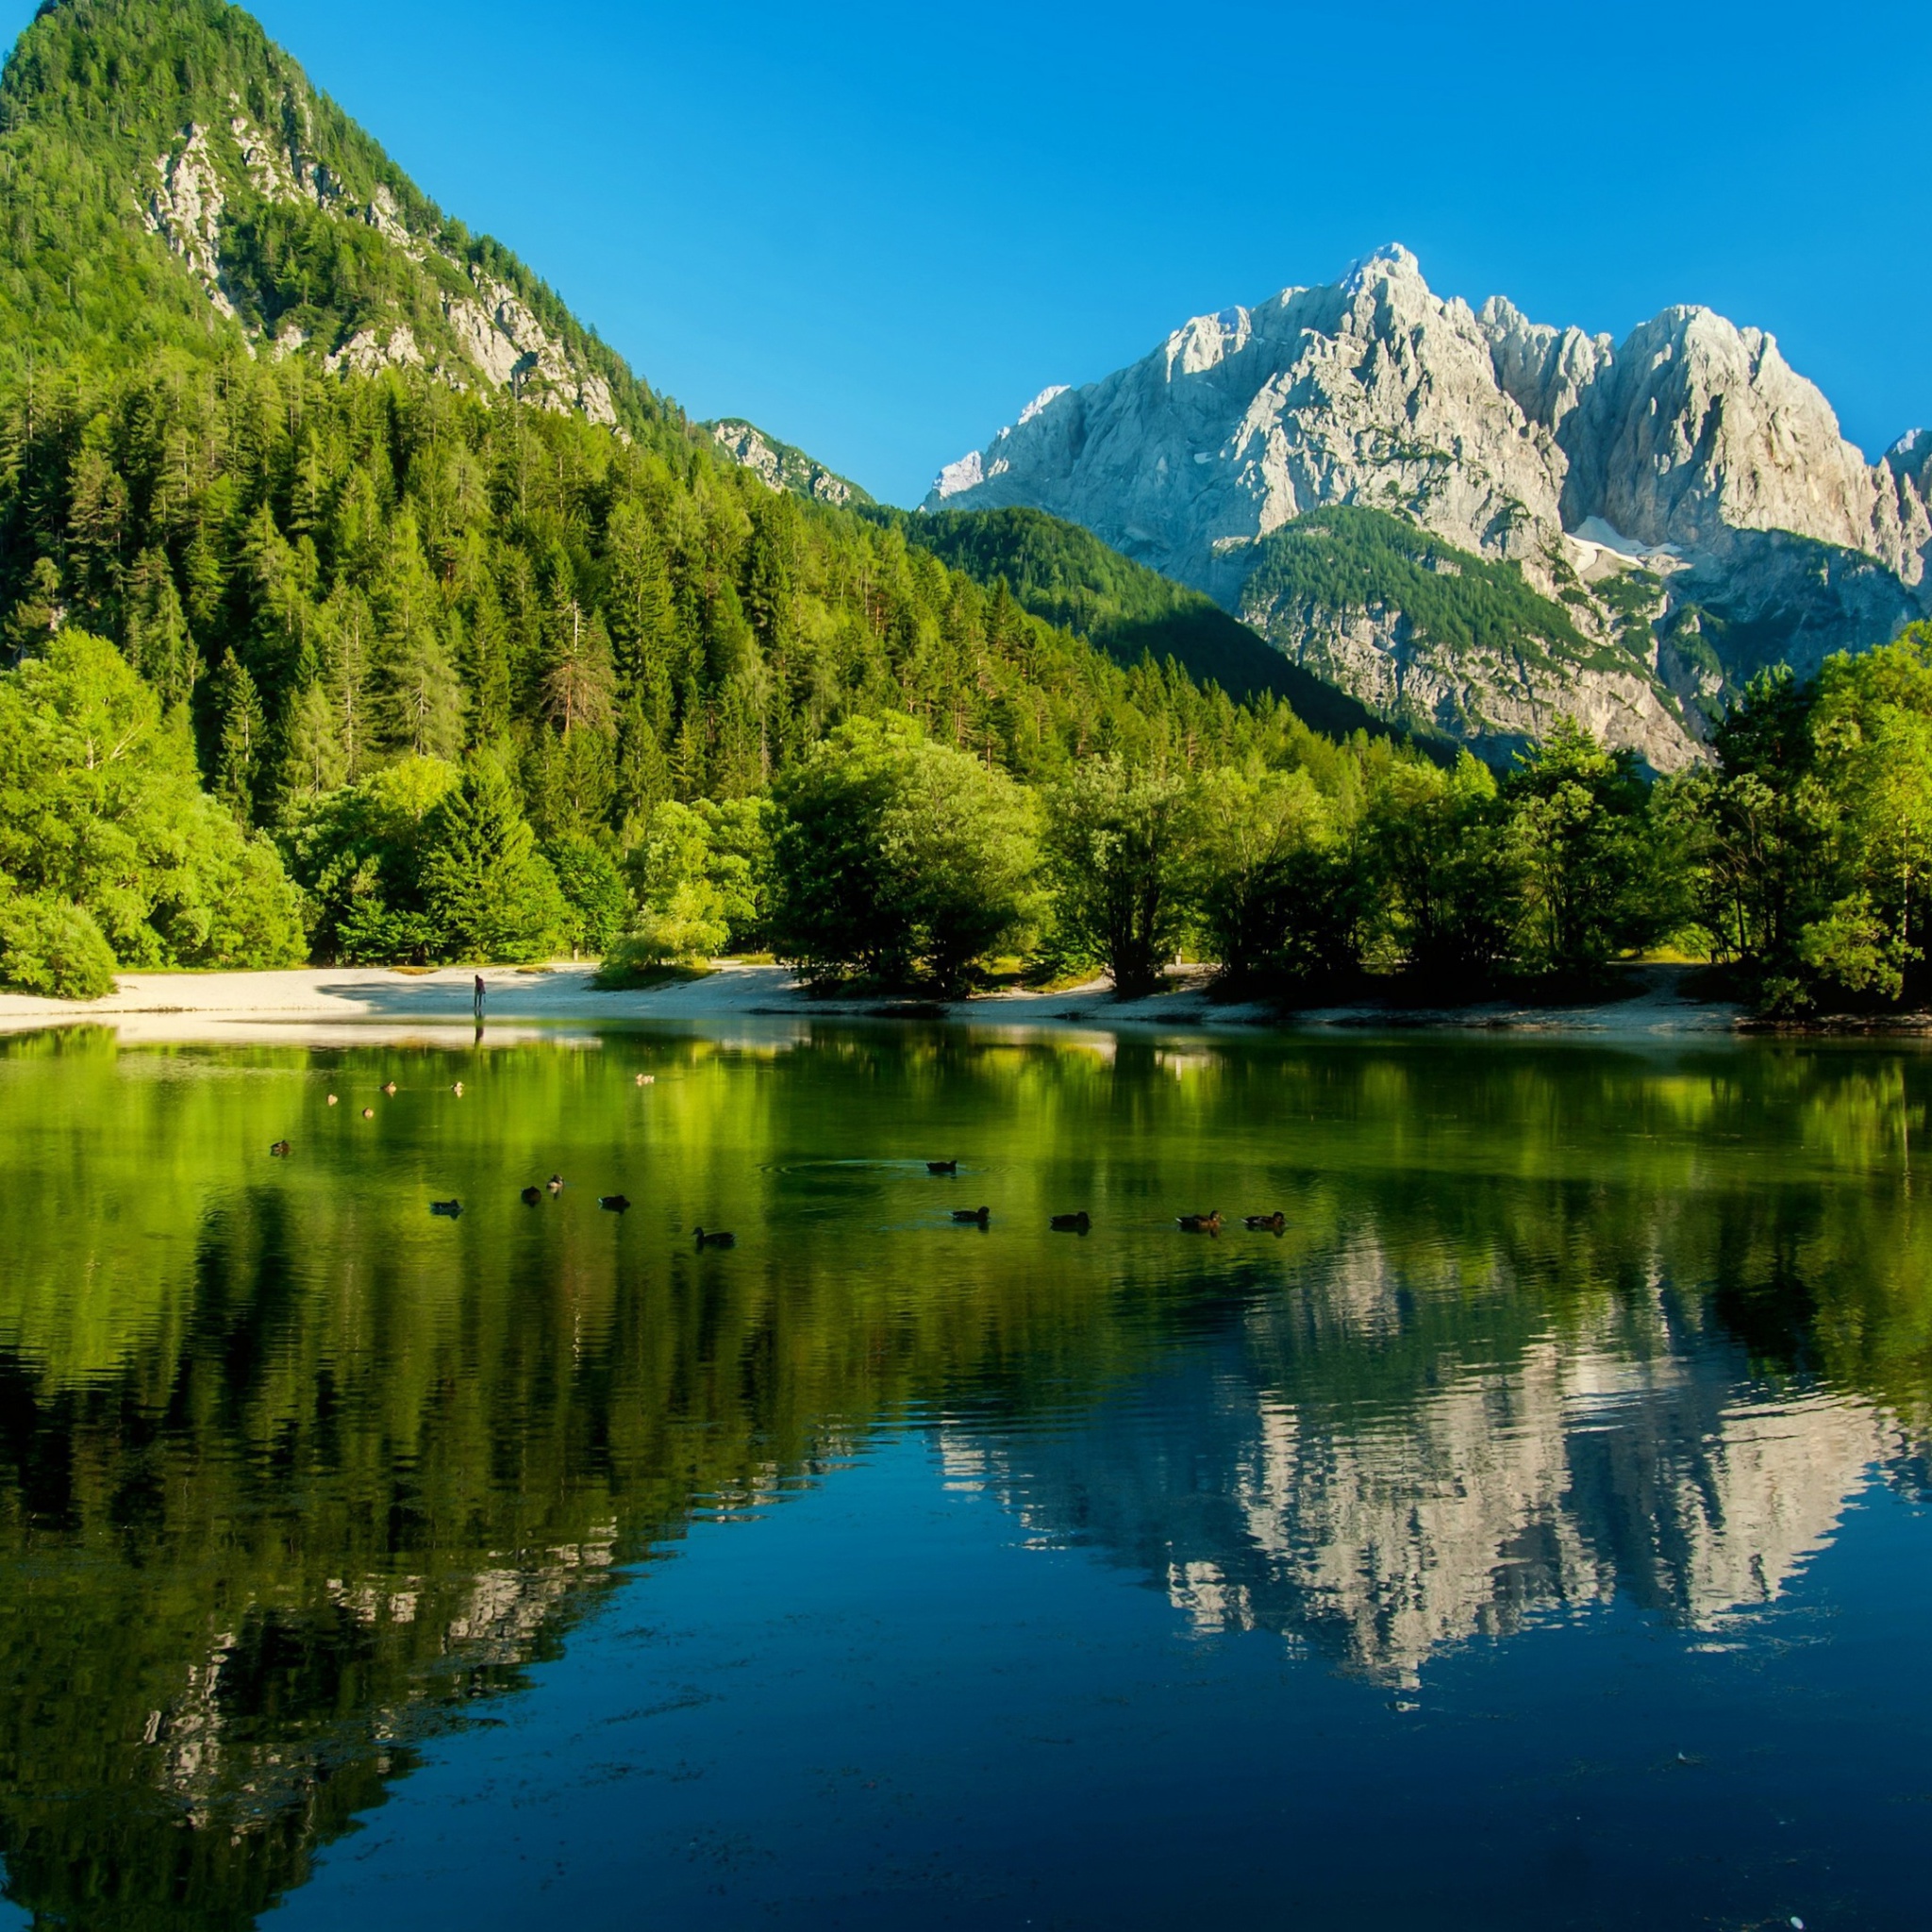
(3, 351), (1931, 1015)
(613, 631), (1932, 1017)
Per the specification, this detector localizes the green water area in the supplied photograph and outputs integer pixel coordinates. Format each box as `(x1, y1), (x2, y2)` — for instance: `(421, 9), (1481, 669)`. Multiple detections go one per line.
(1, 1022), (1927, 1928)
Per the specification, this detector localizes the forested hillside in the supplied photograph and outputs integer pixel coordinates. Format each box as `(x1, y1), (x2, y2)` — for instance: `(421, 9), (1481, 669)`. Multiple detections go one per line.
(0, 0), (659, 428)
(883, 505), (1390, 740)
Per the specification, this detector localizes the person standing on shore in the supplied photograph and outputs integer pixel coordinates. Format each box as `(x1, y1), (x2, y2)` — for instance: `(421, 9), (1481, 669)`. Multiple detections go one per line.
(474, 973), (486, 1023)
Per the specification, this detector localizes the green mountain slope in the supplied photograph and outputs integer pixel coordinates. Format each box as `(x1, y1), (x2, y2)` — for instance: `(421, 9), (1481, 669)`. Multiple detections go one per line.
(0, 0), (1336, 937)
(0, 0), (665, 431)
(1232, 508), (1691, 767)
(878, 505), (1388, 739)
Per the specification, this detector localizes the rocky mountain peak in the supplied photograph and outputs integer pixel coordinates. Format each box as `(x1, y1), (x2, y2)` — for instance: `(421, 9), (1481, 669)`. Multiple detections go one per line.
(925, 248), (1932, 770)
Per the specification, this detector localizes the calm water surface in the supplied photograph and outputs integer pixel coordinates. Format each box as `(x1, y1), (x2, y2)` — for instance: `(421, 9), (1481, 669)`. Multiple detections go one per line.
(1, 1021), (1928, 1929)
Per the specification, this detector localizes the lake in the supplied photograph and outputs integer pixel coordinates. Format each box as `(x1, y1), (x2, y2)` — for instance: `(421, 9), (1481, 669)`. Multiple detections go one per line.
(0, 1020), (1926, 1929)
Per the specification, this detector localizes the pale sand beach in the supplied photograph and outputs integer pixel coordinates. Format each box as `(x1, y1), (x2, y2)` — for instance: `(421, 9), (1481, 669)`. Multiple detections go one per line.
(0, 959), (1746, 1044)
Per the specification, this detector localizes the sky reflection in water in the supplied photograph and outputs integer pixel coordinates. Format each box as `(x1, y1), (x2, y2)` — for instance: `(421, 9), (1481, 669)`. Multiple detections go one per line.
(0, 1022), (1926, 1928)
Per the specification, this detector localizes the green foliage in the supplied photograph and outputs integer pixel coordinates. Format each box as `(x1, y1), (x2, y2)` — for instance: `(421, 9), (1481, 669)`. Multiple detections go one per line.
(415, 755), (566, 963)
(1193, 764), (1360, 991)
(1669, 629), (1932, 1012)
(889, 504), (1387, 736)
(1041, 757), (1195, 997)
(275, 753), (458, 963)
(694, 796), (776, 950)
(1359, 753), (1513, 984)
(605, 799), (731, 972)
(0, 0), (666, 429)
(0, 627), (305, 988)
(0, 353), (1309, 844)
(546, 834), (632, 956)
(0, 890), (117, 998)
(1500, 720), (1677, 980)
(768, 716), (1039, 992)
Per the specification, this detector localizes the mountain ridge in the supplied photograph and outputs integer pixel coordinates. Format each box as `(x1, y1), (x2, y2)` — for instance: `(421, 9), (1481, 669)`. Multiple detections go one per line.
(927, 245), (1931, 767)
(0, 0), (673, 435)
(0, 0), (1373, 753)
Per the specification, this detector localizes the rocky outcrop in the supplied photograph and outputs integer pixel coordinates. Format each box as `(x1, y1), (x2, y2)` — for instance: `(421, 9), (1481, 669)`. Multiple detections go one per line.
(930, 247), (1932, 758)
(1241, 594), (1700, 771)
(708, 419), (871, 508)
(139, 104), (625, 430)
(1559, 308), (1932, 581)
(141, 124), (234, 319)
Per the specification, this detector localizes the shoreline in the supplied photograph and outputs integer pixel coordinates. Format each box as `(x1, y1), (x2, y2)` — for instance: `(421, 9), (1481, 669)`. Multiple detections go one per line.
(0, 959), (1772, 1046)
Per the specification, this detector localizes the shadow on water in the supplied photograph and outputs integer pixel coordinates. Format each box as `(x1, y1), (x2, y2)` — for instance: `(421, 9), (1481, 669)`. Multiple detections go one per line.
(0, 1023), (1928, 1924)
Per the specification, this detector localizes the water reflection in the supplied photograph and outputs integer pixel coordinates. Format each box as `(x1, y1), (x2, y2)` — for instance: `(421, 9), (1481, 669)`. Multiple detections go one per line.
(0, 1024), (1926, 1924)
(942, 1275), (1905, 1682)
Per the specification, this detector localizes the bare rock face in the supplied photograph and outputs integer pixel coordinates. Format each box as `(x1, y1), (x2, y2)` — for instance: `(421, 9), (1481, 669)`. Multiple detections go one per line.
(139, 106), (624, 431)
(930, 248), (1932, 759)
(948, 248), (1574, 597)
(1561, 308), (1932, 580)
(708, 420), (867, 507)
(1241, 594), (1701, 772)
(141, 125), (234, 319)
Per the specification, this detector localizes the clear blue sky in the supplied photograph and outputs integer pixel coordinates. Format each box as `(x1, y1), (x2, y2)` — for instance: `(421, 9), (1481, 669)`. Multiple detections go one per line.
(8, 0), (1929, 506)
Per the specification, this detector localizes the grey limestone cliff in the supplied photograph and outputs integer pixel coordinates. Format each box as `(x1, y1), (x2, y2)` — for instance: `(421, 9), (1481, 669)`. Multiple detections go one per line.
(930, 247), (1931, 765)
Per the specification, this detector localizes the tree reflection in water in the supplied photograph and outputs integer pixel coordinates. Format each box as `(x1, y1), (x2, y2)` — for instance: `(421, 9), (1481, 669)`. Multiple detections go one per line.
(0, 1023), (1926, 1924)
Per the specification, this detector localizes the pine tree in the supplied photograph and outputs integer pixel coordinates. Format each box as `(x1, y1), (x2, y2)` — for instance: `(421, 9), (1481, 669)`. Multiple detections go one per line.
(121, 548), (198, 711)
(417, 756), (565, 962)
(278, 677), (347, 805)
(210, 650), (267, 824)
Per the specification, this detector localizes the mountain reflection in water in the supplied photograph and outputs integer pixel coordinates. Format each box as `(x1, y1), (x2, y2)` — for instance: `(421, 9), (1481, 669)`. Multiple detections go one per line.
(0, 1023), (1926, 1927)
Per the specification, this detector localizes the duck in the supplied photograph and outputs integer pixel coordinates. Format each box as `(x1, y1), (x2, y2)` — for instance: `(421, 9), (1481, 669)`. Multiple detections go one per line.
(599, 1194), (631, 1213)
(1050, 1212), (1091, 1234)
(1175, 1211), (1223, 1234)
(1243, 1211), (1287, 1234)
(382, 1081), (398, 1097)
(360, 1107), (375, 1120)
(520, 1185), (542, 1206)
(952, 1206), (991, 1225)
(547, 1174), (565, 1194)
(635, 1073), (655, 1087)
(326, 1093), (339, 1107)
(269, 1140), (291, 1158)
(694, 1226), (735, 1249)
(451, 1081), (464, 1097)
(926, 1159), (958, 1175)
(430, 1199), (461, 1218)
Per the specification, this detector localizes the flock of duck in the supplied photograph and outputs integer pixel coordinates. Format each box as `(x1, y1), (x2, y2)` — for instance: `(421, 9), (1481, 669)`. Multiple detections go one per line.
(270, 1087), (1285, 1251)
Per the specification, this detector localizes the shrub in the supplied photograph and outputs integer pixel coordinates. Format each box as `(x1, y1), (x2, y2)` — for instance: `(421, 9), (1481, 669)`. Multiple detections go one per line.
(0, 892), (119, 1000)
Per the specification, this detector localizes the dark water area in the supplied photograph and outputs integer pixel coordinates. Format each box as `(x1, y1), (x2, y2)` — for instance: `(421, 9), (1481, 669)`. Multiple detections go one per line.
(0, 1021), (1928, 1929)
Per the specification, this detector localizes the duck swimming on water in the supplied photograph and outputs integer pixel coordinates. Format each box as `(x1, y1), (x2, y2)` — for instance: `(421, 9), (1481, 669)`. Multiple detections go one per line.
(1176, 1211), (1222, 1234)
(430, 1199), (461, 1218)
(382, 1081), (397, 1097)
(694, 1226), (735, 1249)
(520, 1185), (542, 1206)
(1050, 1212), (1091, 1233)
(547, 1174), (564, 1194)
(926, 1159), (958, 1175)
(269, 1140), (291, 1158)
(952, 1206), (991, 1225)
(1243, 1212), (1286, 1234)
(599, 1194), (631, 1213)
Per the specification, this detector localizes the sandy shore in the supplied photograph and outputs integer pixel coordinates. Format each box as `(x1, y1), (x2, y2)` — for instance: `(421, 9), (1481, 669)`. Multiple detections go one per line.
(0, 959), (1750, 1045)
